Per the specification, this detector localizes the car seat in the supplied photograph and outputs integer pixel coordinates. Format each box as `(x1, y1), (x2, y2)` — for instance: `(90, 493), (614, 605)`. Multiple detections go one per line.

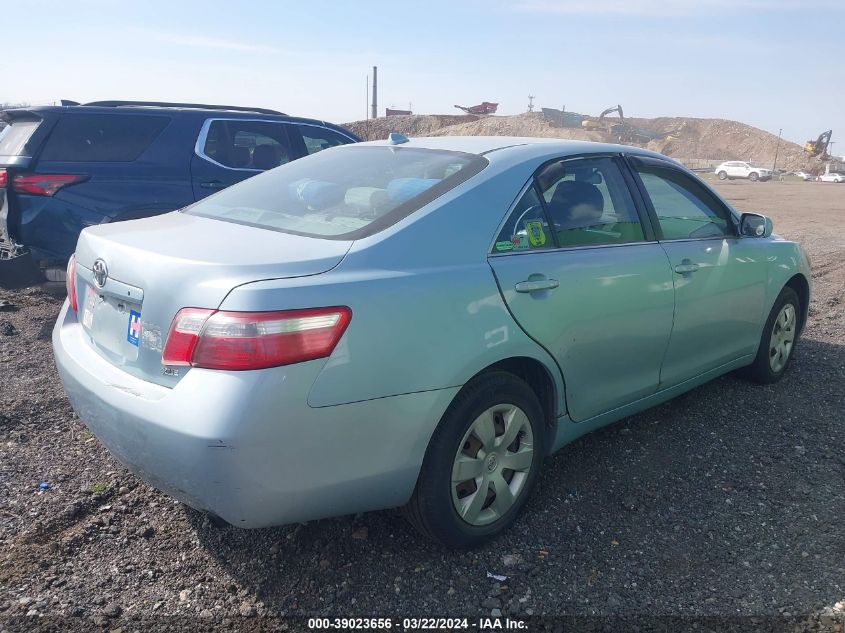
(230, 146), (251, 168)
(252, 144), (284, 170)
(546, 180), (604, 229)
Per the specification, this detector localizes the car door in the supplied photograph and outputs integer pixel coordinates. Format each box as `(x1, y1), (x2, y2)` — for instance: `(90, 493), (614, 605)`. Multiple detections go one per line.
(190, 118), (298, 200)
(488, 155), (675, 422)
(627, 156), (768, 386)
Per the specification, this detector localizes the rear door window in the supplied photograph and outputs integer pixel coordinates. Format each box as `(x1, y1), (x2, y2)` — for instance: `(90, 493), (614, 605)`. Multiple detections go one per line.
(39, 114), (170, 162)
(200, 120), (295, 170)
(493, 156), (645, 252)
(297, 124), (355, 155)
(0, 120), (41, 158)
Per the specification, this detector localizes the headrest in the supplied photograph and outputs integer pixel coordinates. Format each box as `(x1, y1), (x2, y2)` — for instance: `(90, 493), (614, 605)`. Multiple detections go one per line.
(230, 146), (250, 168)
(551, 180), (604, 212)
(387, 178), (440, 204)
(253, 144), (283, 170)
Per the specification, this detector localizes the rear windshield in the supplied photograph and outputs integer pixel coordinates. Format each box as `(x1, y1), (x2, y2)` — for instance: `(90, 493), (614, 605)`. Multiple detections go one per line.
(0, 120), (41, 158)
(39, 114), (170, 162)
(184, 145), (487, 239)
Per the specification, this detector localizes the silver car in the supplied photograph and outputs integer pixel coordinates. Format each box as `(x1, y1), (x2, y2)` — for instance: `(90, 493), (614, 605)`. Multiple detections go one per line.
(54, 136), (811, 547)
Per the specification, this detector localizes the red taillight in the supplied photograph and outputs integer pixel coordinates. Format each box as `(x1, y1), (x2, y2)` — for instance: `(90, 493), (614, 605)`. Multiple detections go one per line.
(0, 169), (7, 188)
(66, 254), (78, 312)
(12, 173), (86, 196)
(161, 308), (214, 366)
(161, 307), (352, 371)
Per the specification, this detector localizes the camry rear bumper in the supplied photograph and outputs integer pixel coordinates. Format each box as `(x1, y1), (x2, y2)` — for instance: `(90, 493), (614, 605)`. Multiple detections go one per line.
(53, 302), (456, 527)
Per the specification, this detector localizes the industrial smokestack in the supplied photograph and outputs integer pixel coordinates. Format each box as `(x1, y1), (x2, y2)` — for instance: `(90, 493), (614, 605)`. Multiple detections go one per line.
(371, 66), (378, 119)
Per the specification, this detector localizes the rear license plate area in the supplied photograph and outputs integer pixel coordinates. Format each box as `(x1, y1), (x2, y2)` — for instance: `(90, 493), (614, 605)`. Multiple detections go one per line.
(81, 283), (143, 361)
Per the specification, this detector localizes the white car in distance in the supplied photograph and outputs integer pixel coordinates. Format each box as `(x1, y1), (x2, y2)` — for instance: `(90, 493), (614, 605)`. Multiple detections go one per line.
(715, 161), (772, 182)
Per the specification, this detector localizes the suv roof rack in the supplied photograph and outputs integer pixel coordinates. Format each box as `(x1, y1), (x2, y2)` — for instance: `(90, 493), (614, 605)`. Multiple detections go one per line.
(81, 100), (286, 116)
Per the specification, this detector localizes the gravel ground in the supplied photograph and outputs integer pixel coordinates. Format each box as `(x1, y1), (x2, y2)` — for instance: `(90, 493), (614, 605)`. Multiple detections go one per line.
(0, 180), (843, 632)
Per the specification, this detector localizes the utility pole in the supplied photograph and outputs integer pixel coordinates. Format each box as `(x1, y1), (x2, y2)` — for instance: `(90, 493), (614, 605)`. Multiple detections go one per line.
(772, 128), (782, 175)
(371, 66), (378, 120)
(527, 95), (535, 113)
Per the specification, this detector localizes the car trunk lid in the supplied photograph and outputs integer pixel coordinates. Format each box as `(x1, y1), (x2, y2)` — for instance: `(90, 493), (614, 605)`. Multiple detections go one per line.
(72, 211), (352, 387)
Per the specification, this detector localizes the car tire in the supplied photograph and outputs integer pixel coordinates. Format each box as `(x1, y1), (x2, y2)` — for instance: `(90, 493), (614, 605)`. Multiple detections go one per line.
(405, 371), (546, 548)
(718, 171), (728, 180)
(749, 172), (759, 181)
(738, 286), (800, 384)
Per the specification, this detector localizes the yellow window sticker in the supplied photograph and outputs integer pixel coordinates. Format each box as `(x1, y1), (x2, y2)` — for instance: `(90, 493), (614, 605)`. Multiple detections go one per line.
(525, 221), (546, 247)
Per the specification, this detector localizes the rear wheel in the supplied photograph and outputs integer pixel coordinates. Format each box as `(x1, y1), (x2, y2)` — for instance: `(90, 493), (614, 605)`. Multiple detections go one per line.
(405, 372), (546, 547)
(749, 172), (759, 181)
(718, 171), (728, 180)
(739, 287), (800, 384)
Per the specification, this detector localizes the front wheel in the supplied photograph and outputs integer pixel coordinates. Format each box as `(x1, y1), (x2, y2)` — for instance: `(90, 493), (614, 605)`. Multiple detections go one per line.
(749, 172), (759, 181)
(717, 171), (728, 180)
(405, 372), (546, 547)
(739, 287), (800, 384)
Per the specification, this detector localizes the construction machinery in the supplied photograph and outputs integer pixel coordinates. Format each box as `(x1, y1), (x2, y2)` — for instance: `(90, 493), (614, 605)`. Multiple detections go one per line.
(580, 104), (667, 144)
(582, 104), (624, 130)
(454, 102), (498, 115)
(804, 130), (832, 160)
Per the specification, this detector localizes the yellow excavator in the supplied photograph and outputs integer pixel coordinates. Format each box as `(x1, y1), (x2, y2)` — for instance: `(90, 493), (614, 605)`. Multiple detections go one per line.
(582, 105), (624, 130)
(804, 130), (832, 160)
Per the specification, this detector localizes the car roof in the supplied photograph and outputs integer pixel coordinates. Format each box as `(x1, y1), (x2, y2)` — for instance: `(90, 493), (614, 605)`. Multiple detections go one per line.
(355, 135), (674, 163)
(9, 104), (352, 131)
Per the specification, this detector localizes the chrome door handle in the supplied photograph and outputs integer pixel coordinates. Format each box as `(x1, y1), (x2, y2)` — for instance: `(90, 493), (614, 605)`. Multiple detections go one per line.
(200, 180), (226, 189)
(674, 263), (700, 274)
(515, 278), (559, 293)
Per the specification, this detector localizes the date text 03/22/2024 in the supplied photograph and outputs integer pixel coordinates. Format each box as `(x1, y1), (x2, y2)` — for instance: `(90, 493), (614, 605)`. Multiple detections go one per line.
(307, 617), (528, 630)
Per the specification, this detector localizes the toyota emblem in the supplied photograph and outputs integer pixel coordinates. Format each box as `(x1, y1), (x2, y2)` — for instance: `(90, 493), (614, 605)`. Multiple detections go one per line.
(92, 259), (108, 288)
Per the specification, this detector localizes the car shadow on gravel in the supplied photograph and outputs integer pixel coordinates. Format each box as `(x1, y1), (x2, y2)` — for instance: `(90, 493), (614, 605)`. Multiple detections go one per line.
(189, 337), (845, 618)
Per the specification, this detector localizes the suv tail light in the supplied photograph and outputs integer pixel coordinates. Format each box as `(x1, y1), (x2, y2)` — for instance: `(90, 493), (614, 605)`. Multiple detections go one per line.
(66, 254), (78, 312)
(12, 173), (87, 196)
(162, 306), (352, 370)
(0, 169), (7, 188)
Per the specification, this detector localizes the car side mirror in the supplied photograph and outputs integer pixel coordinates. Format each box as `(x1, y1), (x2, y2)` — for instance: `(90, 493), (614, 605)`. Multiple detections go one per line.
(740, 212), (773, 238)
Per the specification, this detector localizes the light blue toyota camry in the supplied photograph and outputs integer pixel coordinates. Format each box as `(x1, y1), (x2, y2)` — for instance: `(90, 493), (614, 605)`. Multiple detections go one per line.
(53, 135), (811, 547)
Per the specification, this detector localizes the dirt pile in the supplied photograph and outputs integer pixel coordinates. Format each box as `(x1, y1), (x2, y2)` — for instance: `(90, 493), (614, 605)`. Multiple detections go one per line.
(346, 112), (813, 171)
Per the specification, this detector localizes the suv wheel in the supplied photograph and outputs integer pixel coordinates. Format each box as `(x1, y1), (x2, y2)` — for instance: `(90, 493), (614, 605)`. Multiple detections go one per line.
(405, 372), (546, 547)
(739, 286), (800, 384)
(717, 171), (728, 180)
(749, 172), (759, 181)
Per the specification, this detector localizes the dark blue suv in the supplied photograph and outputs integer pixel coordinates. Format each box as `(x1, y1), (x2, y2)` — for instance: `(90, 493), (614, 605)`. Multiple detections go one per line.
(0, 101), (359, 286)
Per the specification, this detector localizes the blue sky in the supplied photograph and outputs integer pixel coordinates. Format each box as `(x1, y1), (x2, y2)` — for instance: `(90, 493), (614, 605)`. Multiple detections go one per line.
(2, 0), (843, 147)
